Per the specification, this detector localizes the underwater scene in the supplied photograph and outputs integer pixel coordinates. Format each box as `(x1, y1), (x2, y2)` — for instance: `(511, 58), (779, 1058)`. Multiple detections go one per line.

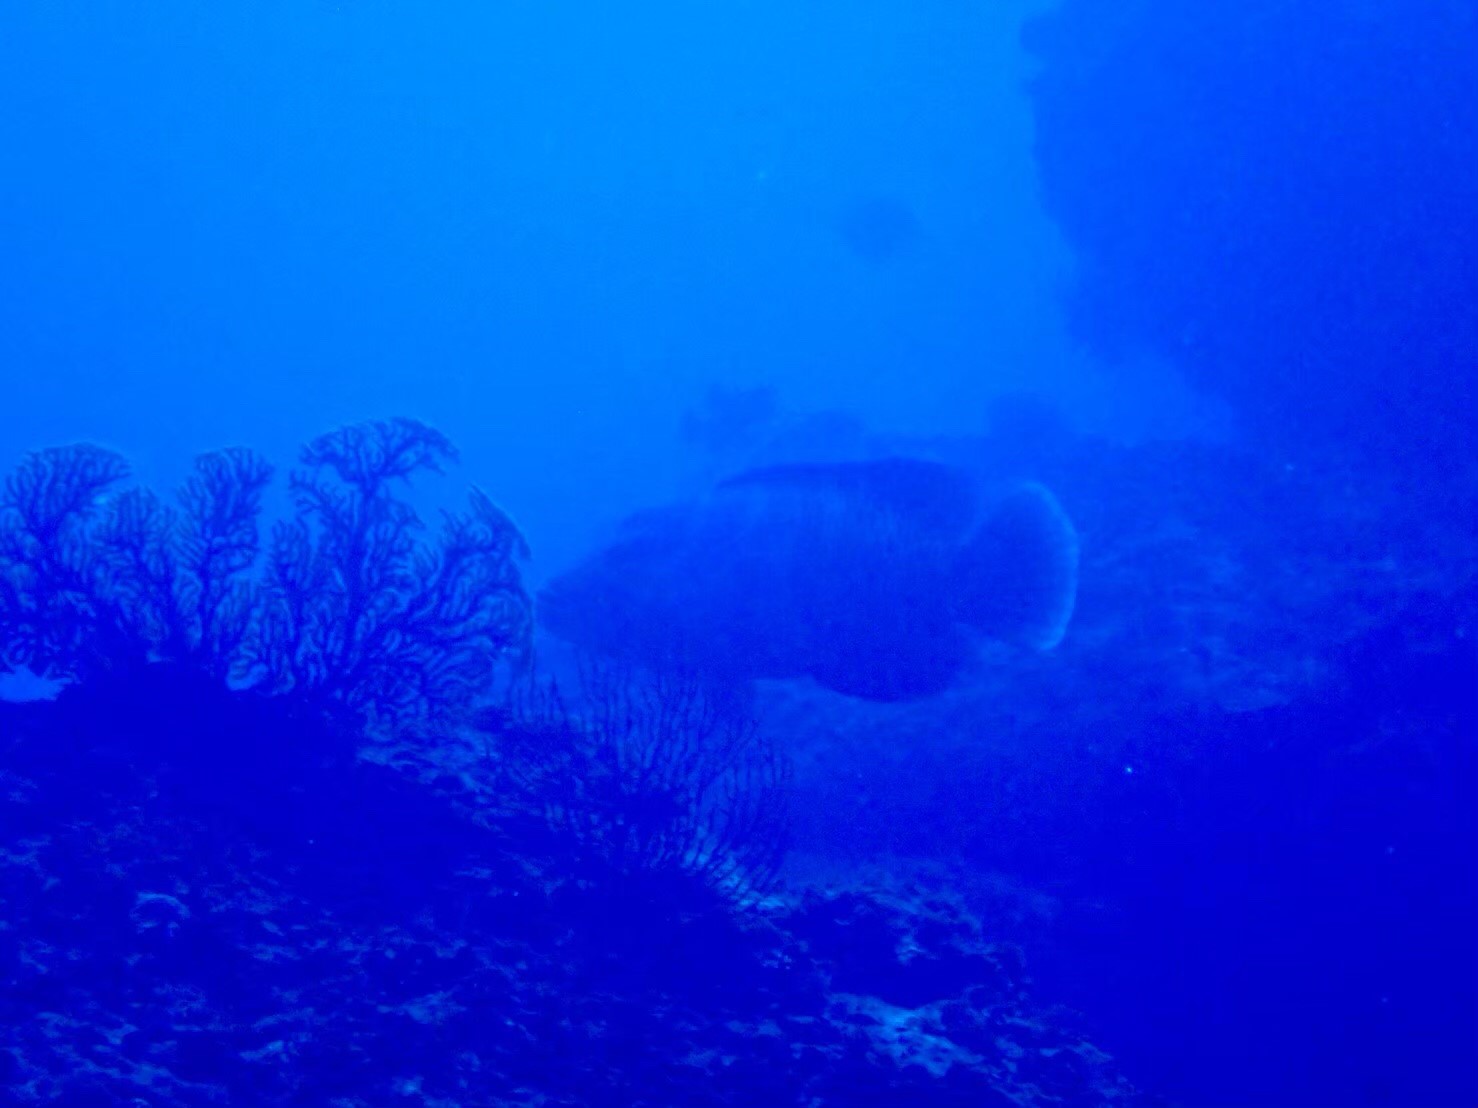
(1, 2), (1474, 1106)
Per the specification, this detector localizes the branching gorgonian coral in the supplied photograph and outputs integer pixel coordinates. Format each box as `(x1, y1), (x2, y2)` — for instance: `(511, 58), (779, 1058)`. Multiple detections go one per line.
(249, 418), (532, 732)
(0, 443), (271, 681)
(0, 419), (531, 734)
(486, 663), (790, 907)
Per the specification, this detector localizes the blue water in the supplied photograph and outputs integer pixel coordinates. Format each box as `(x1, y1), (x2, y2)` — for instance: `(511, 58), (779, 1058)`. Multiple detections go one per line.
(1, 2), (1473, 1106)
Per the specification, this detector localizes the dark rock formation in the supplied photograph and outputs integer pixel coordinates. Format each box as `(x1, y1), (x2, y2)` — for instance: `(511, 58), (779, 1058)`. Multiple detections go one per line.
(1023, 0), (1477, 478)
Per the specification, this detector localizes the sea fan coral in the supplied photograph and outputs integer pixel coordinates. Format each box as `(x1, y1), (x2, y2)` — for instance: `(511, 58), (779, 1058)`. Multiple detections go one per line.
(0, 419), (531, 734)
(249, 418), (533, 731)
(0, 444), (271, 681)
(486, 663), (790, 907)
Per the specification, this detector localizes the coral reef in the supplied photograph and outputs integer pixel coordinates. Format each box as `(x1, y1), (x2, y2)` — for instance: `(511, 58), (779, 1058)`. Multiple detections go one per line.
(6, 415), (1470, 1104)
(0, 670), (1148, 1106)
